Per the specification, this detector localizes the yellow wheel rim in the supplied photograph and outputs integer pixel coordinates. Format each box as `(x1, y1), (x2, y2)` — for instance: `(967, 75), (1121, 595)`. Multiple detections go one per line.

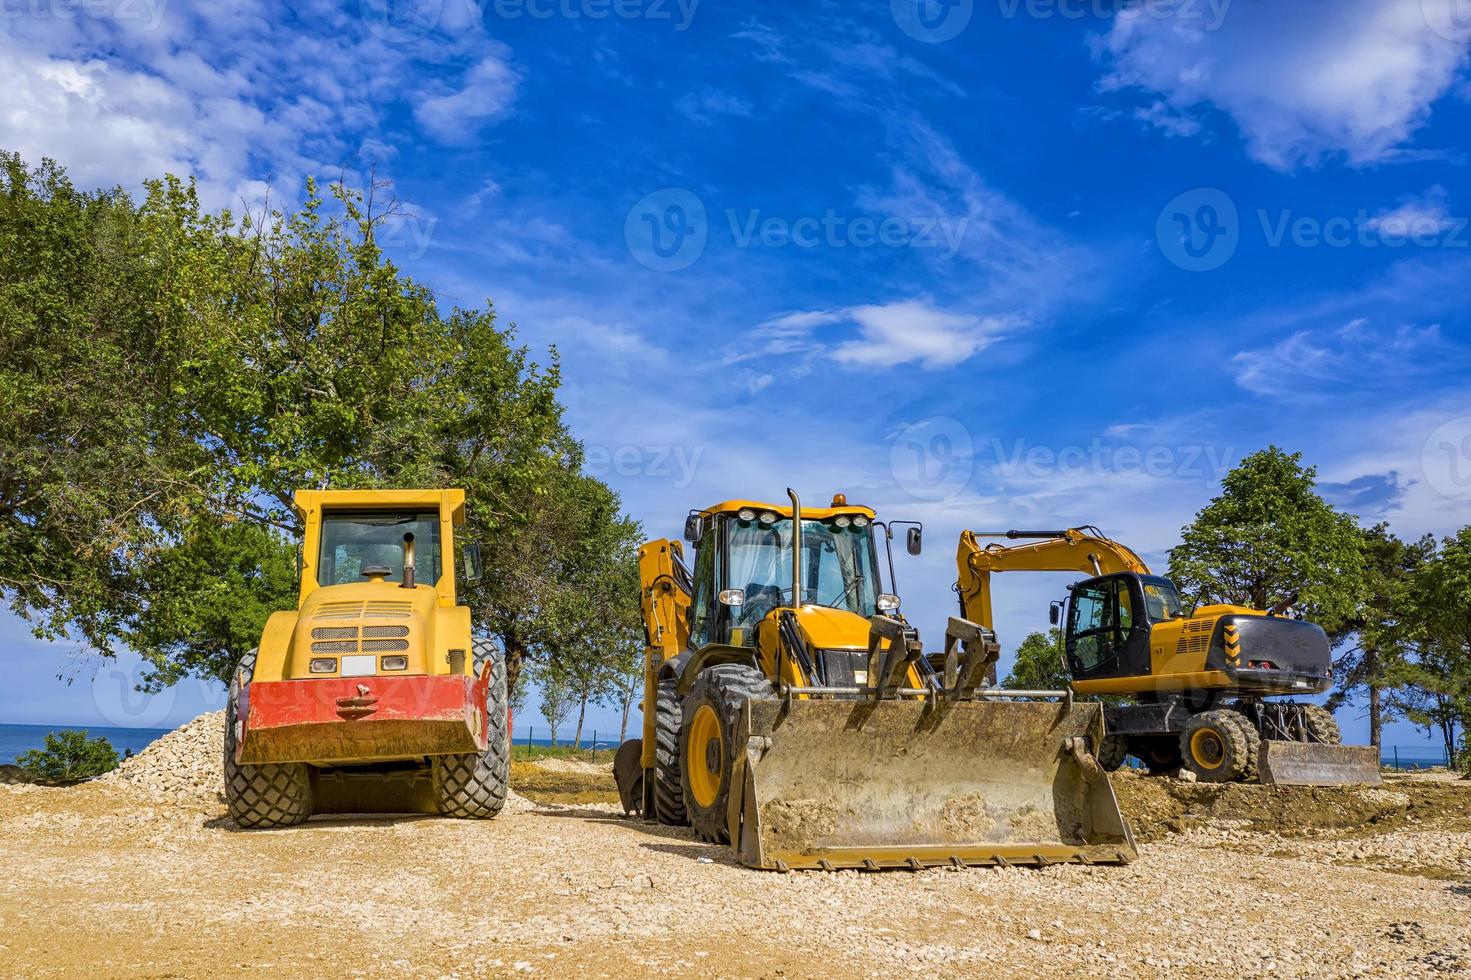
(685, 702), (724, 808)
(1190, 728), (1226, 770)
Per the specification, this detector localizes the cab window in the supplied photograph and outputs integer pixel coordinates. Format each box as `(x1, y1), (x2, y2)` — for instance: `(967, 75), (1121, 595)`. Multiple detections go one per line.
(687, 538), (718, 647)
(318, 511), (440, 586)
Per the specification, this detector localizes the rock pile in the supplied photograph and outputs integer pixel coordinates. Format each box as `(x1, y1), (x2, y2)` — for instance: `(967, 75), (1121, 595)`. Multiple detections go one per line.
(98, 710), (225, 806)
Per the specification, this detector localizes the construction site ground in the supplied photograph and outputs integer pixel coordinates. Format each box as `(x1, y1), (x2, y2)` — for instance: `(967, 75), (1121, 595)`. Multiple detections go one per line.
(1, 712), (1467, 978)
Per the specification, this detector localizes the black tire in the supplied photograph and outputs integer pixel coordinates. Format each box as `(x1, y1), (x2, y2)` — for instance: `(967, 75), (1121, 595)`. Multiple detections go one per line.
(1097, 734), (1129, 772)
(1180, 709), (1255, 783)
(1133, 736), (1183, 775)
(653, 678), (687, 826)
(1301, 704), (1342, 745)
(432, 638), (510, 819)
(1225, 707), (1263, 782)
(681, 664), (775, 844)
(224, 648), (313, 828)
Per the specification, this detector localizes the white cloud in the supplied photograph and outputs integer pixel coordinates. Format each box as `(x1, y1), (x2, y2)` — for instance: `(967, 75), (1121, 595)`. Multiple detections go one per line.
(413, 51), (520, 143)
(746, 299), (1019, 371)
(1232, 319), (1452, 396)
(1097, 0), (1471, 169)
(1366, 186), (1456, 239)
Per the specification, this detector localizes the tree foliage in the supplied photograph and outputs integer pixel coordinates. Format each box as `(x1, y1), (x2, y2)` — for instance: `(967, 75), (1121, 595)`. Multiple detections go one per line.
(17, 730), (119, 782)
(1002, 629), (1069, 691)
(1167, 446), (1365, 633)
(0, 152), (635, 694)
(1391, 528), (1471, 773)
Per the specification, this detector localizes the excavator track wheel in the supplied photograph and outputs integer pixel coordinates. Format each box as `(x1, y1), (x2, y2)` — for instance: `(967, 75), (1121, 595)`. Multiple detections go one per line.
(1301, 704), (1342, 745)
(1180, 709), (1254, 783)
(653, 678), (688, 826)
(1096, 734), (1129, 772)
(680, 664), (774, 844)
(224, 648), (313, 829)
(432, 638), (510, 819)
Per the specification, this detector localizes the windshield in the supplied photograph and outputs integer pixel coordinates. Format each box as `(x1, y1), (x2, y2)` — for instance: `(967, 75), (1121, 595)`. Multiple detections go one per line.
(725, 516), (879, 630)
(1141, 575), (1183, 620)
(317, 511), (441, 586)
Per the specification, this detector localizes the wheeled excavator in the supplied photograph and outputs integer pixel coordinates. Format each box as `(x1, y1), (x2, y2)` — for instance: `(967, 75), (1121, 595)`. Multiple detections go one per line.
(613, 491), (1136, 870)
(956, 527), (1380, 785)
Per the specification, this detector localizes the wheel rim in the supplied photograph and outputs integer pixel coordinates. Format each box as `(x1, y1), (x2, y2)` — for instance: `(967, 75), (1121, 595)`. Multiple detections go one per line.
(1189, 728), (1226, 770)
(685, 703), (724, 808)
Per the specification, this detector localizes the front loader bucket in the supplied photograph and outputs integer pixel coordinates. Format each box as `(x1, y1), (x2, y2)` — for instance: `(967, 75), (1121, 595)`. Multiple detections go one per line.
(1259, 742), (1381, 786)
(726, 697), (1137, 871)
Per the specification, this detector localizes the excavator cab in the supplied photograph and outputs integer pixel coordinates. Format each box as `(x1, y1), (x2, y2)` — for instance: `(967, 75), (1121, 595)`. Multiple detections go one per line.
(1061, 573), (1182, 685)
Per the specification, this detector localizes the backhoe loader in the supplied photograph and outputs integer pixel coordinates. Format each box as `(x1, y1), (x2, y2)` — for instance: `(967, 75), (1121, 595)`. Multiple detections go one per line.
(225, 489), (510, 827)
(612, 491), (1136, 870)
(956, 527), (1380, 785)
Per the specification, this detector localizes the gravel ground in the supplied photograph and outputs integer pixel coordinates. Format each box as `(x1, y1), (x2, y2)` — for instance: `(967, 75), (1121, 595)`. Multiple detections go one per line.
(1, 712), (1467, 978)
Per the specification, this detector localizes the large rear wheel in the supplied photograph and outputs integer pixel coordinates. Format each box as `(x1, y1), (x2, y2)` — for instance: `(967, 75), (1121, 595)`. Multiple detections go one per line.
(653, 678), (687, 825)
(432, 638), (510, 819)
(1301, 704), (1342, 745)
(1097, 734), (1129, 772)
(681, 664), (774, 843)
(1181, 709), (1259, 783)
(224, 648), (313, 828)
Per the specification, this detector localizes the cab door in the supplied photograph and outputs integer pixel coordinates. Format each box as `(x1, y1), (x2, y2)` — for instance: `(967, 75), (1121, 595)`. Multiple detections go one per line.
(1065, 574), (1151, 682)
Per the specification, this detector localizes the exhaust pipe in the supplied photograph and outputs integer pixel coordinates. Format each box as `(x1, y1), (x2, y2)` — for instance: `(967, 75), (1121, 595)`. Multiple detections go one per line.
(401, 532), (416, 589)
(787, 488), (802, 607)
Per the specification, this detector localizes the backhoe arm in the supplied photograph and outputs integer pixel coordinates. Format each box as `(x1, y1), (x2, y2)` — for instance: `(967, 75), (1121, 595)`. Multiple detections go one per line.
(955, 527), (1151, 630)
(637, 539), (691, 773)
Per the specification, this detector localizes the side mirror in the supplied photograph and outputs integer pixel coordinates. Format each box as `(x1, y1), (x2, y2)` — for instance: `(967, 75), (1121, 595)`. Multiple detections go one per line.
(718, 589), (744, 607)
(462, 542), (484, 585)
(684, 513), (704, 543)
(1049, 601), (1062, 626)
(906, 526), (923, 556)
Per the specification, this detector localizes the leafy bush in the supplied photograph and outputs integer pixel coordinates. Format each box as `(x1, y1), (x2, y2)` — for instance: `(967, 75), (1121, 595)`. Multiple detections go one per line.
(17, 730), (120, 783)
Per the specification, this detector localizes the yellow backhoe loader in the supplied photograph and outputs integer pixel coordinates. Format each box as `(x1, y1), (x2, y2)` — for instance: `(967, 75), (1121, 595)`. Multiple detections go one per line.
(956, 527), (1380, 785)
(612, 491), (1136, 870)
(225, 489), (510, 826)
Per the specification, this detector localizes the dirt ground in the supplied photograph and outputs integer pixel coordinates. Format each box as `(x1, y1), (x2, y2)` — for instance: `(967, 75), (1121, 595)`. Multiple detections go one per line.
(1, 721), (1468, 978)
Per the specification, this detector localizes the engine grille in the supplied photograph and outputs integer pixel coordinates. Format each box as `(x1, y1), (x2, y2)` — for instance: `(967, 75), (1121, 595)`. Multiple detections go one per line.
(1176, 617), (1219, 656)
(815, 649), (866, 688)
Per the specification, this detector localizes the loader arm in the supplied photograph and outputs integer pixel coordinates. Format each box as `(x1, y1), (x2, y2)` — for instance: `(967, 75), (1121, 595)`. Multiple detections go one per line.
(637, 539), (691, 776)
(955, 527), (1151, 631)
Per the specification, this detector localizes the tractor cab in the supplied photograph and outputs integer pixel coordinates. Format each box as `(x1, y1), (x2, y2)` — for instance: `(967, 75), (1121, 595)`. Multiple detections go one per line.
(682, 497), (910, 650)
(1056, 572), (1183, 684)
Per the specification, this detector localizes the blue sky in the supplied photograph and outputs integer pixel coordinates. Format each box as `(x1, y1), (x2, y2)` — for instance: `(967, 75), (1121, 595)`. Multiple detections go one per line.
(2, 0), (1470, 753)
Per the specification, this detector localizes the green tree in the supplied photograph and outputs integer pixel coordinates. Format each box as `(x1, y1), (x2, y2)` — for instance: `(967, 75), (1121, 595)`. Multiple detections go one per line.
(1393, 527), (1471, 774)
(536, 665), (574, 747)
(1, 153), (626, 699)
(17, 730), (119, 782)
(1167, 446), (1365, 634)
(1326, 524), (1431, 747)
(1002, 629), (1069, 691)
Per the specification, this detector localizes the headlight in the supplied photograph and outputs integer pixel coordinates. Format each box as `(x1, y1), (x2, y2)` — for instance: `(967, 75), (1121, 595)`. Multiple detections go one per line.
(381, 655), (409, 671)
(876, 593), (901, 611)
(852, 516), (870, 528)
(834, 515), (852, 528)
(309, 658), (337, 673)
(738, 508), (756, 521)
(759, 511), (777, 524)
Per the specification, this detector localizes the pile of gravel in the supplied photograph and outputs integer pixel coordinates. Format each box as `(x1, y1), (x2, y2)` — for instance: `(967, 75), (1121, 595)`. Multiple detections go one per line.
(99, 710), (226, 806)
